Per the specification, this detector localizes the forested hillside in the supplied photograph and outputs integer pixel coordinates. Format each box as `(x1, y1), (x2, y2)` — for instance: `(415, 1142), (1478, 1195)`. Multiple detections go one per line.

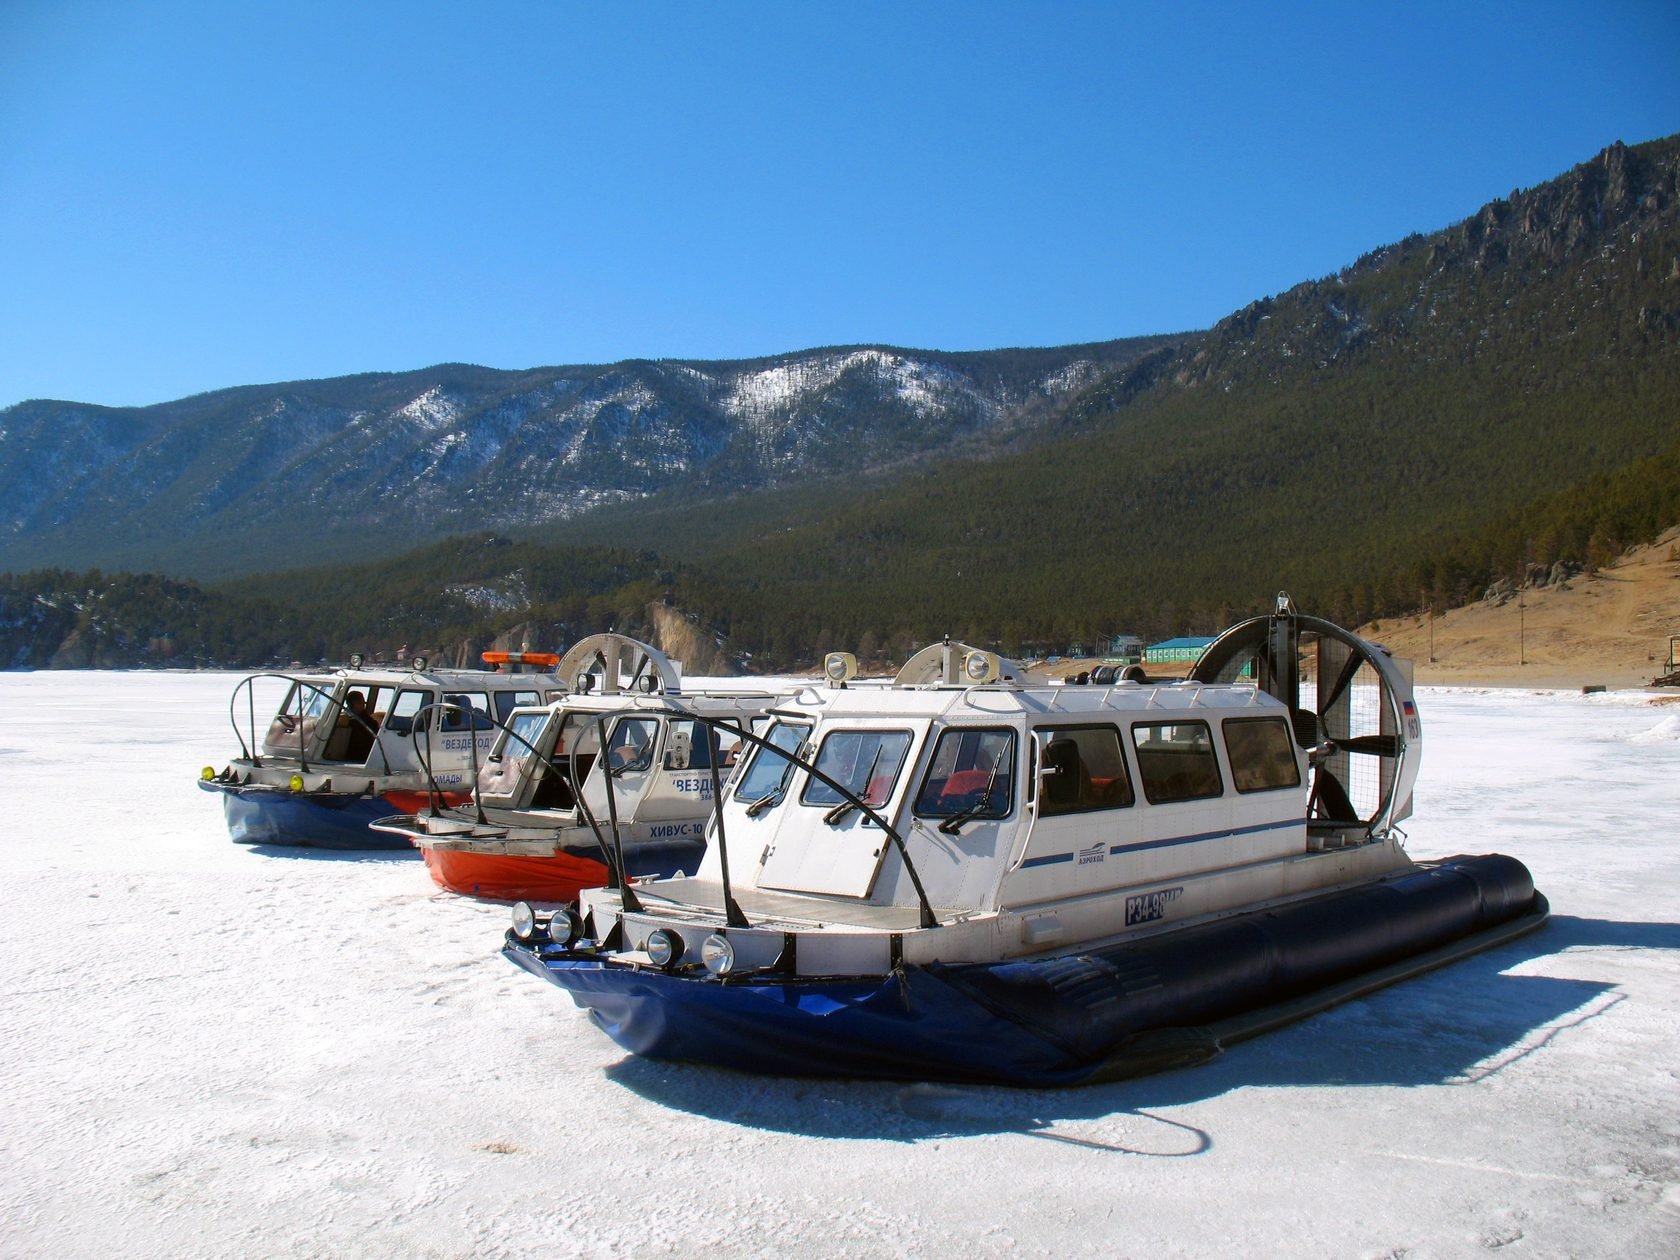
(557, 136), (1680, 648)
(2, 135), (1676, 669)
(0, 339), (1177, 578)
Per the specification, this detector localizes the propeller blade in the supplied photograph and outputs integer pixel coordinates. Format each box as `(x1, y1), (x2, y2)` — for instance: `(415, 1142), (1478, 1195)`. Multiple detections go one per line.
(1318, 645), (1365, 718)
(1338, 733), (1400, 758)
(1308, 766), (1360, 823)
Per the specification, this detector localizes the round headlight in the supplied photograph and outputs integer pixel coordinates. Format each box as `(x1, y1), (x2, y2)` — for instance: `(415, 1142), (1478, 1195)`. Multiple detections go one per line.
(511, 901), (538, 942)
(200, 766), (216, 781)
(823, 651), (857, 684)
(548, 905), (583, 948)
(963, 651), (994, 682)
(701, 934), (735, 977)
(645, 928), (683, 970)
(288, 773), (305, 793)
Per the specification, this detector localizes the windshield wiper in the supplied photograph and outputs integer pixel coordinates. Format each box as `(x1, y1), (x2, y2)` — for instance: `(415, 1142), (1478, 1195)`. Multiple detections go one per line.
(745, 787), (783, 817)
(823, 799), (859, 825)
(824, 742), (889, 827)
(937, 747), (1008, 835)
(937, 799), (990, 834)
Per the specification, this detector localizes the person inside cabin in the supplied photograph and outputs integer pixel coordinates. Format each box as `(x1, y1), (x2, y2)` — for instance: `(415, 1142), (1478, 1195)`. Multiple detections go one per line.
(341, 690), (379, 761)
(337, 691), (368, 726)
(607, 720), (655, 772)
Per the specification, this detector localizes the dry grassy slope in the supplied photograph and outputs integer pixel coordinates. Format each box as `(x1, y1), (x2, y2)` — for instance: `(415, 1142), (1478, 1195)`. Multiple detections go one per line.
(646, 602), (733, 677)
(1038, 525), (1680, 690)
(1360, 524), (1680, 689)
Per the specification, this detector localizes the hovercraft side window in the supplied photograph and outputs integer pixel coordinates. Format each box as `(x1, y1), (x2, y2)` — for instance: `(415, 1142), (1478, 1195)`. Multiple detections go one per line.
(492, 690), (542, 722)
(733, 721), (808, 803)
(479, 710), (551, 800)
(383, 688), (432, 736)
(439, 692), (493, 731)
(914, 728), (1015, 819)
(1222, 716), (1302, 793)
(1034, 725), (1133, 816)
(500, 711), (551, 759)
(1131, 721), (1223, 804)
(801, 730), (913, 808)
(662, 719), (744, 772)
(605, 716), (660, 774)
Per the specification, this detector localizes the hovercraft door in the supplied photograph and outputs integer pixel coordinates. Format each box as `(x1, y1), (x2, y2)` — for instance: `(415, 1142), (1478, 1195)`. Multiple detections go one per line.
(758, 727), (913, 898)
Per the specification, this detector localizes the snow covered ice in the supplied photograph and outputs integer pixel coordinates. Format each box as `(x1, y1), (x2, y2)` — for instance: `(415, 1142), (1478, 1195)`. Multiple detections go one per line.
(2, 673), (1677, 1258)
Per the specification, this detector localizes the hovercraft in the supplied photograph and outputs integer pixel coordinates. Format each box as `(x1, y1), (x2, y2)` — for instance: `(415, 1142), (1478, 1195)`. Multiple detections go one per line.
(198, 650), (566, 849)
(370, 635), (787, 900)
(501, 599), (1547, 1085)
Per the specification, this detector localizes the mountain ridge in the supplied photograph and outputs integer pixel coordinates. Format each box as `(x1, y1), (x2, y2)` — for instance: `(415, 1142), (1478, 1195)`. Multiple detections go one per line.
(0, 337), (1181, 577)
(2, 134), (1677, 669)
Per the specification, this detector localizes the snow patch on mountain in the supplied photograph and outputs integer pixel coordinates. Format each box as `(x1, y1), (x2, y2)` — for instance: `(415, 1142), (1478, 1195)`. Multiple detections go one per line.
(396, 386), (462, 432)
(445, 572), (530, 613)
(1041, 360), (1101, 394)
(723, 349), (996, 437)
(724, 353), (861, 427)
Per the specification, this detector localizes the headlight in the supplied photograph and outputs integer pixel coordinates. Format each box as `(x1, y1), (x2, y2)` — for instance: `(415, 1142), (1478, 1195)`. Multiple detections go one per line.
(823, 652), (857, 684)
(511, 901), (538, 942)
(701, 934), (735, 977)
(963, 650), (996, 682)
(645, 928), (683, 970)
(288, 773), (305, 792)
(548, 905), (583, 948)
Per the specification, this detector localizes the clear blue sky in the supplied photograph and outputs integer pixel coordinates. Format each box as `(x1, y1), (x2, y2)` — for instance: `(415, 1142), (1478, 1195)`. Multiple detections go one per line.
(2, 1), (1676, 409)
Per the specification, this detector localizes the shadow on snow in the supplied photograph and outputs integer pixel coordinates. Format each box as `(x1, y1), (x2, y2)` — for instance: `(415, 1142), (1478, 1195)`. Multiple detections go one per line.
(599, 914), (1674, 1151)
(243, 843), (421, 863)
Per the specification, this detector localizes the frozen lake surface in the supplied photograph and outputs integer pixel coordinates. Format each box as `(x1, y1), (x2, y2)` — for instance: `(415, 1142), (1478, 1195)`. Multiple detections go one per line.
(2, 673), (1677, 1257)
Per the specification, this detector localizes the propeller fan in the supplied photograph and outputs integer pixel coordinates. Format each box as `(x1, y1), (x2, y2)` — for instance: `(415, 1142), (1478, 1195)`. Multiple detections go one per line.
(1188, 594), (1419, 839)
(554, 633), (685, 697)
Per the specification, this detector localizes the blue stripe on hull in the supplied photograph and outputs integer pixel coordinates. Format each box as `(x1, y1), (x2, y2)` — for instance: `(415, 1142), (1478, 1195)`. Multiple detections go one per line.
(1019, 816), (1303, 868)
(199, 780), (418, 851)
(506, 854), (1539, 1086)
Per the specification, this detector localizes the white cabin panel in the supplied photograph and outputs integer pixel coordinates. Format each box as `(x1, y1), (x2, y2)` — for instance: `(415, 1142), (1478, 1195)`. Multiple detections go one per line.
(759, 813), (893, 898)
(757, 722), (922, 899)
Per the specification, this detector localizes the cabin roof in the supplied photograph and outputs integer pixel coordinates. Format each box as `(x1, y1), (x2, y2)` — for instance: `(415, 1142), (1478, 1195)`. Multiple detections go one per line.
(777, 680), (1280, 723)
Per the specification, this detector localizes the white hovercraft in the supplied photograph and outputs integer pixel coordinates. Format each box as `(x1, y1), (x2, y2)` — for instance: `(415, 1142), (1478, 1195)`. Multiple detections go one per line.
(369, 634), (786, 899)
(502, 598), (1547, 1084)
(199, 650), (567, 849)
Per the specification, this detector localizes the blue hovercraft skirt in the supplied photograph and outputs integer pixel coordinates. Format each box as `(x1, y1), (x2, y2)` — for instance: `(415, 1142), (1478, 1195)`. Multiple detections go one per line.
(503, 854), (1546, 1086)
(200, 780), (418, 851)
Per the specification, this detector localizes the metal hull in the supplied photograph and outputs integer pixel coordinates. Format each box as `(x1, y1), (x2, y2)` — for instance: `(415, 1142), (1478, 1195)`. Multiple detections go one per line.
(202, 781), (421, 851)
(505, 854), (1545, 1086)
(421, 836), (707, 901)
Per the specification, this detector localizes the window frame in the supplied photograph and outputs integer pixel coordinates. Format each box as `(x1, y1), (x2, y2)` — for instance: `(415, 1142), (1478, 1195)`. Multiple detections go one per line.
(1129, 719), (1225, 805)
(912, 726), (1018, 821)
(605, 715), (662, 775)
(798, 728), (915, 810)
(732, 720), (810, 804)
(439, 691), (494, 731)
(1032, 722), (1136, 817)
(1220, 715), (1303, 794)
(493, 689), (543, 723)
(382, 687), (434, 735)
